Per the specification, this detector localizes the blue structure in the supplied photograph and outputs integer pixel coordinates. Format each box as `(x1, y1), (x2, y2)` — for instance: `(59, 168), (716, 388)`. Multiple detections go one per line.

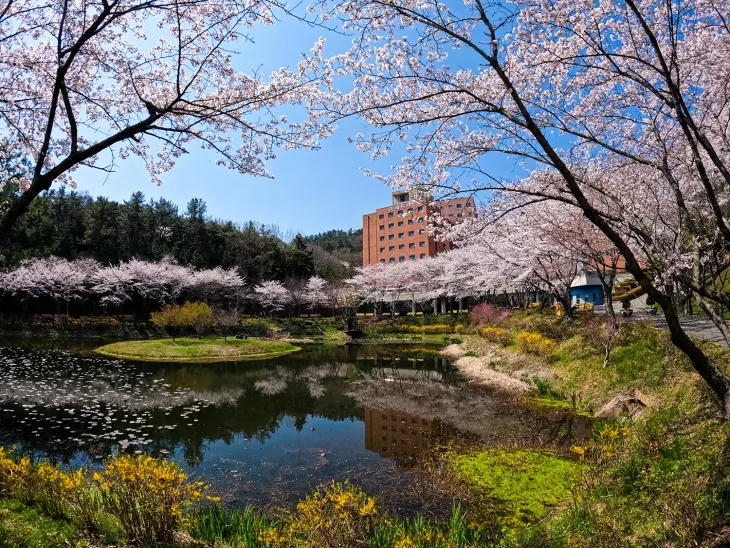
(570, 285), (604, 305)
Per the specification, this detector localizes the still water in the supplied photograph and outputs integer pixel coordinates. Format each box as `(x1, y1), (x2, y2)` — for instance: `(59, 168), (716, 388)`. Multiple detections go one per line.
(0, 342), (591, 516)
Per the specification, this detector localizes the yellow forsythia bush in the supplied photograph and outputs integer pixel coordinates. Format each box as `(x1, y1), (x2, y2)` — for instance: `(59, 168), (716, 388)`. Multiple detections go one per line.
(407, 324), (452, 334)
(479, 327), (511, 346)
(261, 482), (377, 548)
(93, 454), (217, 546)
(0, 447), (83, 516)
(514, 331), (557, 356)
(0, 450), (220, 546)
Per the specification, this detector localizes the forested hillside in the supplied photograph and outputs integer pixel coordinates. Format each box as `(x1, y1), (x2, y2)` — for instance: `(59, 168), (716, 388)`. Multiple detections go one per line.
(303, 229), (363, 280)
(0, 189), (360, 282)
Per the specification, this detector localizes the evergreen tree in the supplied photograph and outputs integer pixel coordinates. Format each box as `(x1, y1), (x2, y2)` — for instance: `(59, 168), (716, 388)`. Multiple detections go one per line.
(286, 234), (315, 280)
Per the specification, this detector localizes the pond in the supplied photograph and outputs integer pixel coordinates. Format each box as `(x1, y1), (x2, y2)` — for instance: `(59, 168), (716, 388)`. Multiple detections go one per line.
(0, 341), (592, 518)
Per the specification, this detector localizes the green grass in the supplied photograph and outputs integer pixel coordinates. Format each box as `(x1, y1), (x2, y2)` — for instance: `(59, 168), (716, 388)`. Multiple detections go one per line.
(0, 499), (85, 548)
(189, 505), (269, 547)
(96, 337), (300, 362)
(452, 449), (583, 524)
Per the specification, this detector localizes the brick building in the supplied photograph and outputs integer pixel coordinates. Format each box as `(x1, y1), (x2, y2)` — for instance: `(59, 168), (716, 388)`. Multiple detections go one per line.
(362, 191), (474, 266)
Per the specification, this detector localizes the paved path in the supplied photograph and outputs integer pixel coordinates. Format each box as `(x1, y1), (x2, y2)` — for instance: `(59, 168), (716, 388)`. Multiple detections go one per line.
(596, 303), (728, 347)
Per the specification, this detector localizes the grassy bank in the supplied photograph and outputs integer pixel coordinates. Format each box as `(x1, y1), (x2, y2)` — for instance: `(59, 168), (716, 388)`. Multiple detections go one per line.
(452, 310), (730, 547)
(95, 337), (300, 362)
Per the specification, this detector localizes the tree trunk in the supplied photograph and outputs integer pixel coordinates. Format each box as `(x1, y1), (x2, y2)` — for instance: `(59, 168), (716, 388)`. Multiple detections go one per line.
(603, 286), (616, 323)
(662, 303), (730, 418)
(696, 296), (730, 348)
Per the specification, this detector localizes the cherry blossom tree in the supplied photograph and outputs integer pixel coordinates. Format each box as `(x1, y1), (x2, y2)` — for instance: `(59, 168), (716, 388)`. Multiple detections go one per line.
(253, 280), (290, 316)
(188, 267), (245, 309)
(0, 257), (55, 315)
(304, 276), (328, 310)
(0, 0), (332, 238)
(41, 256), (99, 314)
(323, 281), (345, 316)
(325, 0), (730, 417)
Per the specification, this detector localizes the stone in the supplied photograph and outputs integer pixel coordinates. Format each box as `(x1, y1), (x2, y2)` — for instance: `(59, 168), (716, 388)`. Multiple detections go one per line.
(594, 390), (653, 419)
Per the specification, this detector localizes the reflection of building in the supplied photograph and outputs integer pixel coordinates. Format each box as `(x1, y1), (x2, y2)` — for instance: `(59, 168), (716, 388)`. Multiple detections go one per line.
(362, 191), (474, 266)
(364, 407), (445, 460)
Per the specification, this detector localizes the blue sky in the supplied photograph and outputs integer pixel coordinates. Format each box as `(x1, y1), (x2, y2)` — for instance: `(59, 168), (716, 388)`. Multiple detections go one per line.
(73, 13), (396, 237)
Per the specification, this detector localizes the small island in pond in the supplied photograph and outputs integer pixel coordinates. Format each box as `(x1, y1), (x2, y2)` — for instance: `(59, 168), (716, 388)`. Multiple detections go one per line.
(96, 337), (300, 362)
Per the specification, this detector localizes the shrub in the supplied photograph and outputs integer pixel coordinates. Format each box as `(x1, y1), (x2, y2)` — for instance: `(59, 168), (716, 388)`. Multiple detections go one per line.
(479, 327), (512, 345)
(515, 331), (557, 356)
(279, 482), (377, 548)
(93, 454), (217, 546)
(151, 302), (215, 340)
(239, 317), (276, 337)
(0, 447), (90, 522)
(469, 303), (508, 326)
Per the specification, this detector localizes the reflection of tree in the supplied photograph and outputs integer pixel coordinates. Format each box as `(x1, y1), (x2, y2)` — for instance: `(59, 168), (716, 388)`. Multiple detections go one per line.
(532, 412), (594, 448)
(0, 345), (459, 466)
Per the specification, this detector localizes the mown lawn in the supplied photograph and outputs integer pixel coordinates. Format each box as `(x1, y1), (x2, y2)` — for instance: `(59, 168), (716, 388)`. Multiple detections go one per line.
(96, 337), (300, 362)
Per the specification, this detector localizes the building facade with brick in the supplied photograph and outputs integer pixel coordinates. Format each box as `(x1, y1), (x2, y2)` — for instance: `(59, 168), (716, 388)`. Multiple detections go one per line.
(362, 191), (474, 266)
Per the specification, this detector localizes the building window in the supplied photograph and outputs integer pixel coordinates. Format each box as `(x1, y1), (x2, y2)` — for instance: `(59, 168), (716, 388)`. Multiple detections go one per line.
(466, 201), (471, 207)
(398, 232), (404, 238)
(379, 225), (384, 230)
(380, 236), (385, 241)
(388, 223), (393, 228)
(379, 213), (384, 218)
(388, 212), (394, 217)
(407, 219), (414, 225)
(399, 256), (405, 262)
(457, 213), (463, 217)
(418, 229), (425, 235)
(397, 221), (404, 226)
(389, 234), (394, 240)
(397, 244), (403, 250)
(456, 203), (462, 208)
(397, 210), (403, 216)
(417, 217), (424, 223)
(389, 258), (395, 263)
(409, 255), (416, 260)
(380, 247), (385, 252)
(419, 241), (425, 247)
(420, 253), (426, 259)
(467, 212), (472, 217)
(389, 245), (395, 251)
(380, 259), (385, 263)
(418, 206), (424, 211)
(408, 231), (414, 236)
(408, 243), (414, 248)
(407, 207), (413, 213)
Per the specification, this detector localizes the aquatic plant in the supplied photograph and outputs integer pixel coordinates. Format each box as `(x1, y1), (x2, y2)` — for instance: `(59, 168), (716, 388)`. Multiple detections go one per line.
(191, 505), (269, 547)
(368, 506), (486, 548)
(452, 449), (583, 524)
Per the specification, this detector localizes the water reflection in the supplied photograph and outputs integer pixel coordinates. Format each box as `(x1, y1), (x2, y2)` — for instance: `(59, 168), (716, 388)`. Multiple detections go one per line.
(0, 342), (590, 515)
(364, 408), (461, 466)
